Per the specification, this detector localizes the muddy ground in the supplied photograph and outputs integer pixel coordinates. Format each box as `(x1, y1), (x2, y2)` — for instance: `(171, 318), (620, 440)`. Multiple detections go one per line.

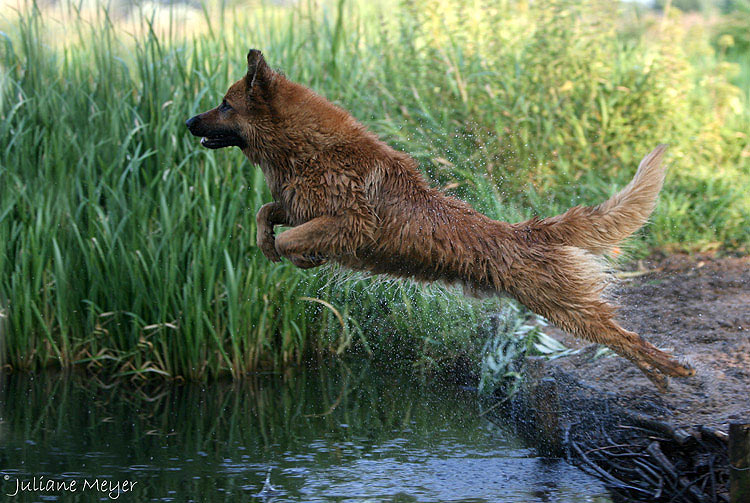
(547, 253), (750, 428)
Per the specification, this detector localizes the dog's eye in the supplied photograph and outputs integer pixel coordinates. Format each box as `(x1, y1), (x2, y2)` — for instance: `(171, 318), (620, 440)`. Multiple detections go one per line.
(219, 100), (232, 112)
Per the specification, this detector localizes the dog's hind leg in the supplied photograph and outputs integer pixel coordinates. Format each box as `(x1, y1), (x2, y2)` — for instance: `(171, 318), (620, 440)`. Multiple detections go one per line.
(507, 247), (694, 389)
(527, 297), (692, 390)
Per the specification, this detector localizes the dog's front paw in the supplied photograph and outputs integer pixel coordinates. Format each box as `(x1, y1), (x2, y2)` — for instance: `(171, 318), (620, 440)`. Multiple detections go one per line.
(257, 230), (281, 262)
(288, 253), (328, 269)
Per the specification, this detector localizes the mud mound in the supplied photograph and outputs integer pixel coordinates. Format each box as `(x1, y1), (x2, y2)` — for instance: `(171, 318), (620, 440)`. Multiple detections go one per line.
(550, 252), (750, 427)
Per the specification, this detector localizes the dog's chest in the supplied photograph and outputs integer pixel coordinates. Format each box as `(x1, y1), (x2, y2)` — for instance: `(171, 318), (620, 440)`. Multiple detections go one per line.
(280, 178), (326, 225)
(259, 162), (322, 226)
(259, 161), (285, 200)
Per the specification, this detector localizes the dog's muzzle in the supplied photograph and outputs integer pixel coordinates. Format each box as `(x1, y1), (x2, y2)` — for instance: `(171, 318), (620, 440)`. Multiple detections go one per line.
(185, 114), (245, 150)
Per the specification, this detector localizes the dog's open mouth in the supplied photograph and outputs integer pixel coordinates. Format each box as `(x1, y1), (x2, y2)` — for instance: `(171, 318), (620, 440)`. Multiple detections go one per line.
(200, 134), (245, 150)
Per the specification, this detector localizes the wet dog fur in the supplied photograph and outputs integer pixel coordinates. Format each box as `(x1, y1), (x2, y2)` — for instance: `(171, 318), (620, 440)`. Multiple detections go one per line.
(186, 49), (695, 389)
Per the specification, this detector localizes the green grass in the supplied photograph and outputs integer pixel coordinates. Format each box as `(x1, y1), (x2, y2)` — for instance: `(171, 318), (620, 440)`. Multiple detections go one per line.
(0, 0), (748, 380)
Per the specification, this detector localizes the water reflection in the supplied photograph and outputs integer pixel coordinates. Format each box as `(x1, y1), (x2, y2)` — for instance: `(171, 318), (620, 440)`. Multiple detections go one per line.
(0, 364), (612, 502)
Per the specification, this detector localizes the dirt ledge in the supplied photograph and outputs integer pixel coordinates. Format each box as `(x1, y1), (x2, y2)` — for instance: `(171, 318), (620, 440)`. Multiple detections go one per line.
(551, 253), (749, 428)
(490, 254), (749, 502)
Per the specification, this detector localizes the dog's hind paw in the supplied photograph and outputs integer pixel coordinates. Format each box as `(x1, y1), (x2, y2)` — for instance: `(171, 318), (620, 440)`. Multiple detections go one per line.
(645, 346), (696, 378)
(643, 367), (670, 393)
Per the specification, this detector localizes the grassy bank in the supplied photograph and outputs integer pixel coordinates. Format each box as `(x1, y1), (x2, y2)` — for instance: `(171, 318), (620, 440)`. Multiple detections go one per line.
(0, 0), (748, 380)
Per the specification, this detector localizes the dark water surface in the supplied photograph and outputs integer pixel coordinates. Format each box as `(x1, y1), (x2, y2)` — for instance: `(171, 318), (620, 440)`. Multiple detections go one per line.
(0, 364), (612, 502)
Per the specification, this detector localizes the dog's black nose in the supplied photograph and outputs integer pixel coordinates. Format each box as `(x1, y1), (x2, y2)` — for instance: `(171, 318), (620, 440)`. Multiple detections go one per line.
(185, 115), (198, 131)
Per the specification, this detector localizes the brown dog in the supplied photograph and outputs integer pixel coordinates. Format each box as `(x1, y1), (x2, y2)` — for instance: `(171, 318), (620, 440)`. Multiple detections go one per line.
(186, 49), (694, 389)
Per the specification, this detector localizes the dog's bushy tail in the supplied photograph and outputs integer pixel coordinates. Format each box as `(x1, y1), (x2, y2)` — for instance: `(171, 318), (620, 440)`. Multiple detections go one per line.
(537, 145), (668, 255)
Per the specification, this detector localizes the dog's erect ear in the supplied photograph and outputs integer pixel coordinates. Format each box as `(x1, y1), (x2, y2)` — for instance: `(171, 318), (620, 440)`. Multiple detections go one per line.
(246, 49), (273, 89)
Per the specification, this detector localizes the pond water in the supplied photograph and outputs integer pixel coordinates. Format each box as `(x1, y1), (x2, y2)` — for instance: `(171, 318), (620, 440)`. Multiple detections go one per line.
(0, 364), (613, 502)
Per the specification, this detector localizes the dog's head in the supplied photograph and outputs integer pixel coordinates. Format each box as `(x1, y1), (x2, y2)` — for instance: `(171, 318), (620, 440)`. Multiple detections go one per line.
(187, 49), (359, 164)
(185, 49), (280, 155)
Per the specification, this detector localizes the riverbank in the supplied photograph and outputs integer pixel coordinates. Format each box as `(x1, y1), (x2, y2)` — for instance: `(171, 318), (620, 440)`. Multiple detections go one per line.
(549, 253), (749, 427)
(492, 253), (749, 502)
